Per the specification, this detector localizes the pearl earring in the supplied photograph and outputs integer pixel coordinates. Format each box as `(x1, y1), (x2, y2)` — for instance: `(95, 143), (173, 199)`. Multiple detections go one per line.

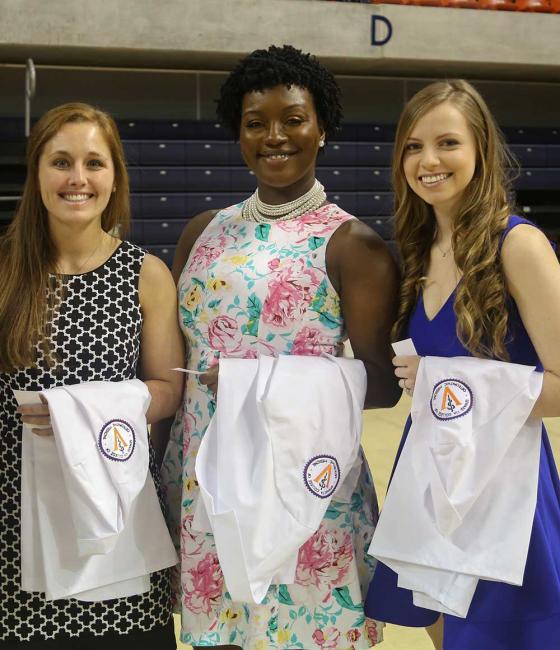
(319, 139), (325, 148)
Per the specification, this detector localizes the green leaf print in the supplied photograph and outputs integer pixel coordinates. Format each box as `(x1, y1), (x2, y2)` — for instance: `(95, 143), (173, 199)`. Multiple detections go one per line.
(267, 615), (278, 634)
(352, 614), (366, 628)
(207, 299), (222, 309)
(278, 584), (295, 605)
(308, 235), (325, 250)
(241, 293), (262, 337)
(310, 279), (328, 312)
(256, 223), (271, 242)
(180, 306), (194, 329)
(324, 504), (342, 520)
(247, 293), (262, 319)
(332, 586), (363, 612)
(318, 311), (342, 330)
(310, 279), (342, 329)
(241, 320), (259, 337)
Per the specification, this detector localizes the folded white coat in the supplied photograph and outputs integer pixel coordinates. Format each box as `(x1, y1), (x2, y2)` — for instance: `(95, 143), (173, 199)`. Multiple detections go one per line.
(193, 354), (366, 604)
(17, 379), (178, 602)
(368, 356), (543, 618)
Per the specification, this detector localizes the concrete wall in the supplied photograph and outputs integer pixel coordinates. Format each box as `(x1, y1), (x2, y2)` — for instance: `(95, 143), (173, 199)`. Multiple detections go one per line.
(0, 0), (559, 79)
(0, 0), (559, 126)
(2, 64), (560, 127)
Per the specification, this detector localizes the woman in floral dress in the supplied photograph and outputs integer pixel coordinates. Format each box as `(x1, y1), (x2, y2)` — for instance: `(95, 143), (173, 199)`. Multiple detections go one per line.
(160, 45), (400, 650)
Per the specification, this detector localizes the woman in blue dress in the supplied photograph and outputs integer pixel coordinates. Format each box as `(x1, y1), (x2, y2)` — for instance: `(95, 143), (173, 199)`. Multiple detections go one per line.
(365, 79), (560, 649)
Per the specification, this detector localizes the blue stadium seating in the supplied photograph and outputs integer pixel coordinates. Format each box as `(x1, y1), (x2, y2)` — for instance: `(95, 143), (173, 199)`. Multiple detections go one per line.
(1, 118), (558, 265)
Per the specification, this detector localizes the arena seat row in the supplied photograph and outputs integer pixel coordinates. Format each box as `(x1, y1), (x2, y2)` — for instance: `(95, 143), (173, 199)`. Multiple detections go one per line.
(1, 117), (558, 144)
(1, 118), (558, 263)
(125, 165), (560, 193)
(123, 141), (560, 168)
(130, 191), (394, 219)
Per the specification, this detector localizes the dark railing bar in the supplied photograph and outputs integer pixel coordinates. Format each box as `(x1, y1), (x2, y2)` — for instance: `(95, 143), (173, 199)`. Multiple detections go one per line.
(25, 58), (36, 138)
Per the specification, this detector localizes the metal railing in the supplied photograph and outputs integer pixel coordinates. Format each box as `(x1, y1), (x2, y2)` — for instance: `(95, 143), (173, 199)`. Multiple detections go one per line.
(0, 59), (35, 206)
(25, 58), (36, 138)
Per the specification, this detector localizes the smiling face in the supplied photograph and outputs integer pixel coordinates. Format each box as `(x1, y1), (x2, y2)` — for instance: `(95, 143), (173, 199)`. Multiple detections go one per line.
(402, 101), (477, 220)
(239, 84), (325, 203)
(38, 121), (115, 230)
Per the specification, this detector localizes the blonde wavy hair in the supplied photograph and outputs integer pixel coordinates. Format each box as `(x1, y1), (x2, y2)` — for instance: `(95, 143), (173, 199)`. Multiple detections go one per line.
(392, 80), (515, 359)
(0, 103), (130, 371)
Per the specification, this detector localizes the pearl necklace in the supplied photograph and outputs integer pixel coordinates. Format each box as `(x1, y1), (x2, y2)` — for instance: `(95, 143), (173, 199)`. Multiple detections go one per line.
(241, 179), (326, 223)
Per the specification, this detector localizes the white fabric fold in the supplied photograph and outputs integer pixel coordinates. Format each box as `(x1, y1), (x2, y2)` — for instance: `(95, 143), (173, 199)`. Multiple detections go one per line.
(193, 354), (366, 603)
(368, 356), (543, 617)
(17, 380), (178, 602)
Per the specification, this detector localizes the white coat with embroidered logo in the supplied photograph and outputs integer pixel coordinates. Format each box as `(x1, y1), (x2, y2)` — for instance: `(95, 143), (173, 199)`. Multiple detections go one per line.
(193, 354), (366, 604)
(368, 355), (543, 617)
(16, 379), (177, 602)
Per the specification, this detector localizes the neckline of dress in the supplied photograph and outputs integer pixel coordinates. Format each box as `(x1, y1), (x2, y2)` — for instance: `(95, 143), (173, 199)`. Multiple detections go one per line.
(49, 241), (124, 279)
(421, 285), (458, 323)
(238, 200), (333, 223)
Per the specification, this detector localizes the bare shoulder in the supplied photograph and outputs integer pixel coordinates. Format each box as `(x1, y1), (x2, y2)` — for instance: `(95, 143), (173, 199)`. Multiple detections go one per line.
(327, 216), (398, 292)
(501, 223), (556, 272)
(140, 252), (173, 283)
(329, 217), (395, 267)
(139, 253), (176, 306)
(172, 209), (220, 282)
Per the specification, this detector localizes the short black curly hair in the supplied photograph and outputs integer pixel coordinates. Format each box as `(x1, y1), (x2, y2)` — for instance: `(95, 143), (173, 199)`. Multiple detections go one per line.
(216, 44), (343, 141)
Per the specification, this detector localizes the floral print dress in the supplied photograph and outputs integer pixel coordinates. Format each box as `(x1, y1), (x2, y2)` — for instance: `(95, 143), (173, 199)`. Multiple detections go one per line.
(161, 202), (383, 650)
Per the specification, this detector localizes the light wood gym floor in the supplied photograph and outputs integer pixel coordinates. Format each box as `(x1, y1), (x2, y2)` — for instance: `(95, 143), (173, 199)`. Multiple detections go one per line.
(175, 396), (560, 649)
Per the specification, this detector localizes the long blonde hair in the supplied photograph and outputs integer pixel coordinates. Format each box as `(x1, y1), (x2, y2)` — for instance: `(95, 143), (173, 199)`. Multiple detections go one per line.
(392, 80), (514, 359)
(0, 103), (130, 371)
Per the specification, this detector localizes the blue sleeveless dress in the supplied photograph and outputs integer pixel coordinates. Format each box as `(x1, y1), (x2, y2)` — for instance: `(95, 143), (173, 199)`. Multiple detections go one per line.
(365, 216), (560, 649)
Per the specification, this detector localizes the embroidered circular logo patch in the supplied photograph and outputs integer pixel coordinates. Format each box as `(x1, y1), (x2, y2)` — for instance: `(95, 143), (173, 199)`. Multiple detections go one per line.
(430, 379), (473, 421)
(304, 455), (340, 499)
(98, 419), (135, 462)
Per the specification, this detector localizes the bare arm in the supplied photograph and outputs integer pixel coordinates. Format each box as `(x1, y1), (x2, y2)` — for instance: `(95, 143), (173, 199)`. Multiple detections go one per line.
(150, 210), (220, 459)
(138, 254), (185, 424)
(20, 253), (187, 441)
(327, 219), (401, 408)
(171, 209), (219, 283)
(501, 225), (560, 418)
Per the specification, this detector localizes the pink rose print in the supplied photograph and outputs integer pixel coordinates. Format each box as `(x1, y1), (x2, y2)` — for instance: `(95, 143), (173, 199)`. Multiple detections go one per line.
(268, 257), (281, 271)
(188, 233), (228, 272)
(365, 618), (380, 646)
(277, 206), (343, 239)
(183, 552), (224, 615)
(207, 315), (242, 353)
(182, 411), (196, 458)
(291, 326), (332, 356)
(346, 628), (361, 643)
(262, 260), (322, 328)
(296, 524), (353, 588)
(312, 627), (341, 649)
(180, 513), (205, 558)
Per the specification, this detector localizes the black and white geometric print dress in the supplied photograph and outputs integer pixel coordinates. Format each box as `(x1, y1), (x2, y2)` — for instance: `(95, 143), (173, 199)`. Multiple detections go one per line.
(0, 241), (172, 642)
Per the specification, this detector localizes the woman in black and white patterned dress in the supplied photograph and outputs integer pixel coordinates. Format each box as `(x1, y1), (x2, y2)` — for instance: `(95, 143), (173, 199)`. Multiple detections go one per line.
(0, 103), (184, 648)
